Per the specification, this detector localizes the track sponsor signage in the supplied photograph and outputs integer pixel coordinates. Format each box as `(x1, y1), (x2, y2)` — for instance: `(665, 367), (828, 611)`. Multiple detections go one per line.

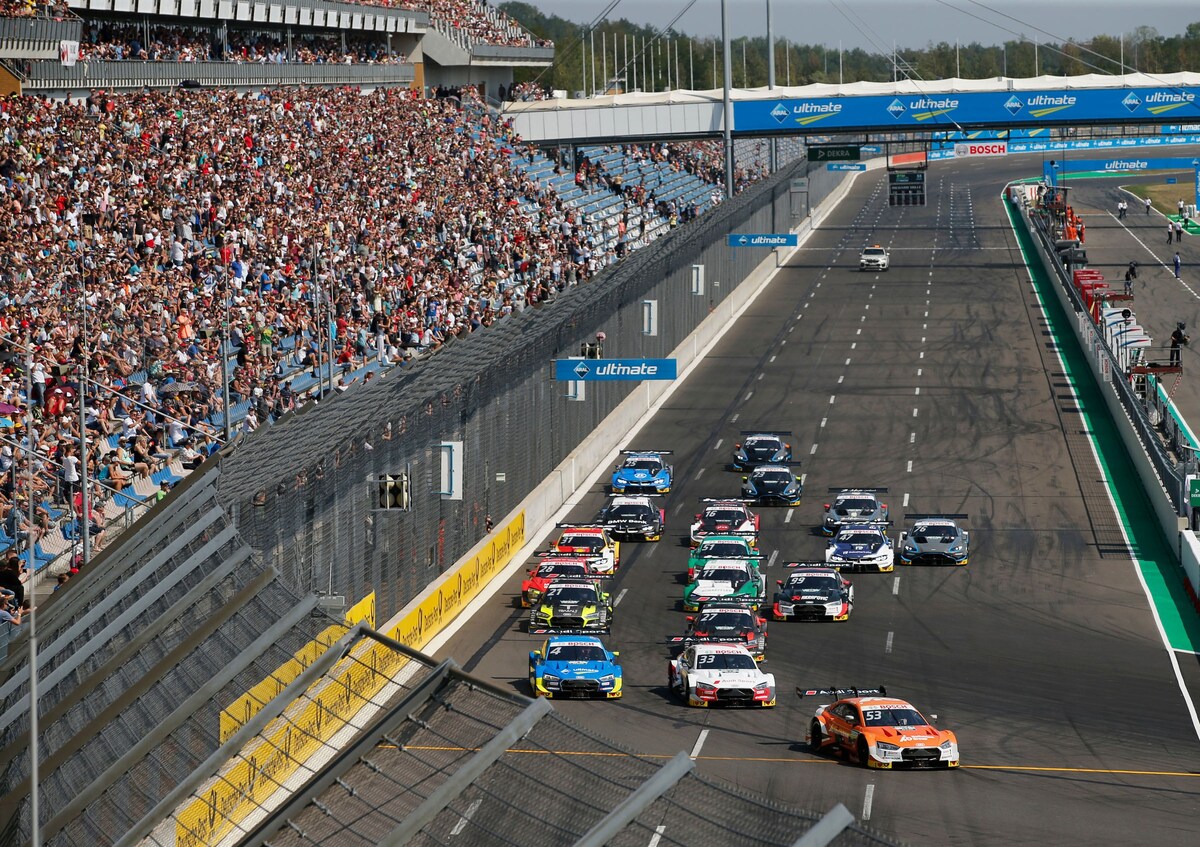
(954, 141), (1008, 157)
(176, 513), (526, 847)
(735, 86), (1200, 133)
(726, 233), (799, 248)
(827, 162), (867, 171)
(554, 358), (678, 381)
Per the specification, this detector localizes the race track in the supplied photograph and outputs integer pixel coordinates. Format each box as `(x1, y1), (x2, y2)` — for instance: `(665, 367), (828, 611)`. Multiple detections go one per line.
(437, 156), (1200, 846)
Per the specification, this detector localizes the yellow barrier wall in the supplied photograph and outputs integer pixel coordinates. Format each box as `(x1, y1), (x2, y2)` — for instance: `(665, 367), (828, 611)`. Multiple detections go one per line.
(175, 512), (525, 846)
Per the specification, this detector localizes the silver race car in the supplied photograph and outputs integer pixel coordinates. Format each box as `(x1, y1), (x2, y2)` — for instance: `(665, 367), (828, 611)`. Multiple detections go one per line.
(822, 488), (889, 535)
(899, 513), (970, 565)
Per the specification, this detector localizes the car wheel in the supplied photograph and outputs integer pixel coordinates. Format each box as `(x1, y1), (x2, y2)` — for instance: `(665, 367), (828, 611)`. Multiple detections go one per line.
(857, 737), (871, 768)
(810, 721), (824, 753)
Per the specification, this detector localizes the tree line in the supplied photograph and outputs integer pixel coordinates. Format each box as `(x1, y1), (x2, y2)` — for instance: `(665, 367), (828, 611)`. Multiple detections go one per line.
(500, 4), (1200, 96)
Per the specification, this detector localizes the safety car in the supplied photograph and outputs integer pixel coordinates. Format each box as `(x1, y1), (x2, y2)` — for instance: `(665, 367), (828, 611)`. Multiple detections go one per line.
(741, 464), (803, 506)
(690, 499), (760, 547)
(772, 564), (854, 621)
(822, 488), (889, 535)
(802, 686), (960, 769)
(520, 554), (607, 608)
(859, 245), (890, 271)
(528, 578), (612, 632)
(899, 514), (970, 565)
(528, 634), (622, 699)
(610, 450), (674, 494)
(553, 524), (619, 572)
(825, 523), (894, 572)
(668, 643), (776, 708)
(598, 495), (665, 541)
(687, 534), (762, 581)
(669, 602), (768, 661)
(683, 559), (766, 612)
(731, 431), (793, 470)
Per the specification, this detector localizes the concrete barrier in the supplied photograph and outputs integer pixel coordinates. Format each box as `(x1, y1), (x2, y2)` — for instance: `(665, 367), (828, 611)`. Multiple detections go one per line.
(1181, 530), (1200, 608)
(1015, 198), (1186, 546)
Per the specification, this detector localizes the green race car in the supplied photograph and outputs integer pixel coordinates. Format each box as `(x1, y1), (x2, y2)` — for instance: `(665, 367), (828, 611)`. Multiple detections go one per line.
(687, 534), (763, 581)
(683, 559), (767, 612)
(528, 578), (613, 632)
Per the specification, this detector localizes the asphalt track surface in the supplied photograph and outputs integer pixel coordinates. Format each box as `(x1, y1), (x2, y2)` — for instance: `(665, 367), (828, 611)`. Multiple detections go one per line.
(438, 156), (1200, 846)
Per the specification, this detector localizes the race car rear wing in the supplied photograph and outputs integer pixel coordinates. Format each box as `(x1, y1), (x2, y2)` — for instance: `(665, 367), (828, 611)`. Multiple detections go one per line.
(698, 498), (756, 505)
(828, 487), (889, 493)
(691, 595), (763, 608)
(796, 685), (887, 699)
(832, 520), (893, 529)
(904, 513), (969, 520)
(693, 528), (760, 539)
(783, 561), (834, 569)
(534, 550), (608, 560)
(555, 523), (608, 530)
(529, 626), (612, 635)
(739, 430), (794, 436)
(621, 449), (673, 455)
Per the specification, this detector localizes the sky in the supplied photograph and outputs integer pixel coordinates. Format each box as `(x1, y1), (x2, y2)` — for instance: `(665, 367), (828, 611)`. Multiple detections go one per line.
(526, 0), (1198, 51)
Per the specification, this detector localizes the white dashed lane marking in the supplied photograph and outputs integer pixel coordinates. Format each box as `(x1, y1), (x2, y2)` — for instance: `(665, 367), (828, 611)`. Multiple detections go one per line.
(902, 492), (910, 507)
(863, 784), (876, 820)
(690, 729), (710, 759)
(614, 588), (629, 606)
(810, 444), (819, 455)
(450, 798), (483, 837)
(885, 631), (894, 653)
(906, 460), (914, 473)
(648, 825), (668, 847)
(892, 576), (901, 595)
(785, 510), (795, 523)
(714, 438), (723, 450)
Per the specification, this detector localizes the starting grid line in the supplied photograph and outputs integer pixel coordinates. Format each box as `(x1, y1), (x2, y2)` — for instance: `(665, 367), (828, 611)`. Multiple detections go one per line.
(385, 745), (1200, 777)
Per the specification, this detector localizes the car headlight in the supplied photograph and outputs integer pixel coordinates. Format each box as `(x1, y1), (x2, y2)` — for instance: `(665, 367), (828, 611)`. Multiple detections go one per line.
(903, 543), (917, 552)
(599, 675), (615, 685)
(752, 681), (771, 691)
(948, 544), (964, 553)
(543, 674), (560, 686)
(641, 524), (655, 531)
(940, 740), (953, 750)
(875, 741), (900, 752)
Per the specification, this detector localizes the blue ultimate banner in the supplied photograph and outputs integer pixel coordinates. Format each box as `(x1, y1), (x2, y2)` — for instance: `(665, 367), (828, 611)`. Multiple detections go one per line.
(734, 86), (1200, 133)
(554, 358), (678, 381)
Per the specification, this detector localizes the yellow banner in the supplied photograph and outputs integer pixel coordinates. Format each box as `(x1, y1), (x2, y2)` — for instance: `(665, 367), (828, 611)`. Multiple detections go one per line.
(177, 511), (525, 847)
(217, 593), (375, 743)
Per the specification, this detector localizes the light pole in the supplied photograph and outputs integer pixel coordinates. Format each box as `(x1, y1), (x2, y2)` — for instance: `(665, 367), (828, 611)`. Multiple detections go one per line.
(78, 293), (90, 569)
(24, 345), (40, 847)
(721, 0), (734, 197)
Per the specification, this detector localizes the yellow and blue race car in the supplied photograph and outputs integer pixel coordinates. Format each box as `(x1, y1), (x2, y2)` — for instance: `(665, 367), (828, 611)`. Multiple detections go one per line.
(528, 577), (613, 632)
(529, 634), (622, 699)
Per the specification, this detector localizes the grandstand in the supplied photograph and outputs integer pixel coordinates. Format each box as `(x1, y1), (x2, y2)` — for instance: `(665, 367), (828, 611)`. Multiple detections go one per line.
(0, 2), (808, 842)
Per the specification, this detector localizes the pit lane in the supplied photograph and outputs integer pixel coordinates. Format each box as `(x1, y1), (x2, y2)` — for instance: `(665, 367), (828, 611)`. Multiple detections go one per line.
(437, 156), (1200, 846)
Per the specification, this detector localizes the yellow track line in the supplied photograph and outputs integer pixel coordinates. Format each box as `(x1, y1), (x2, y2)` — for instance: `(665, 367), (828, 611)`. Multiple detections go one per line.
(380, 745), (1200, 776)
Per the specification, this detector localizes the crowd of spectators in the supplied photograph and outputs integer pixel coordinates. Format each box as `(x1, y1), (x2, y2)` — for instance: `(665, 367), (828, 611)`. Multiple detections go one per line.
(78, 23), (406, 65)
(0, 0), (69, 19)
(0, 84), (629, 575)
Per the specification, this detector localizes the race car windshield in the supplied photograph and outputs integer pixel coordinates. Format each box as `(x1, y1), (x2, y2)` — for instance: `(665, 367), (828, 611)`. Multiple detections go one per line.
(697, 611), (752, 629)
(915, 524), (956, 538)
(862, 707), (927, 727)
(704, 509), (746, 524)
(753, 470), (792, 483)
(745, 438), (780, 451)
(699, 542), (749, 557)
(787, 575), (840, 592)
(695, 652), (758, 670)
(545, 586), (596, 604)
(624, 458), (662, 472)
(559, 534), (604, 551)
(700, 568), (748, 585)
(536, 563), (587, 577)
(836, 498), (877, 511)
(546, 644), (607, 662)
(609, 504), (653, 518)
(839, 531), (881, 543)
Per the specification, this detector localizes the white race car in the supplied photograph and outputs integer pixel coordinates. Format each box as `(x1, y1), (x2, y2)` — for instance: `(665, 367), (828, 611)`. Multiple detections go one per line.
(825, 524), (895, 572)
(668, 643), (776, 708)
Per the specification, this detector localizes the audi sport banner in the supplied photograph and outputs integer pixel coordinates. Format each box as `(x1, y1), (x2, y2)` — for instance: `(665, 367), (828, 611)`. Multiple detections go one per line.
(954, 142), (1008, 157)
(59, 40), (79, 67)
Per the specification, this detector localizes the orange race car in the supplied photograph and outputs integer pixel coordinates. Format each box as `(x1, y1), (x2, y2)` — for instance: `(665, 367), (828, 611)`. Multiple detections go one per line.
(800, 686), (960, 769)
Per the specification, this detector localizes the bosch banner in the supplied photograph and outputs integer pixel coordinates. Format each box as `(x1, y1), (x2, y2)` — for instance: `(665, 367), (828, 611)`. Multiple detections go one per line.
(953, 142), (1008, 157)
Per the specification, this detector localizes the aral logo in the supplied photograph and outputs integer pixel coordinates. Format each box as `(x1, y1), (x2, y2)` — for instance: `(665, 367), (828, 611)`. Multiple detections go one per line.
(886, 99), (907, 119)
(1122, 92), (1142, 112)
(1004, 95), (1023, 116)
(770, 103), (790, 124)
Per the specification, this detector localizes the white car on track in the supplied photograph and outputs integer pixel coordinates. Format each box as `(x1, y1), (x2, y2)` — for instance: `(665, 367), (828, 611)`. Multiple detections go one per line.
(668, 643), (776, 708)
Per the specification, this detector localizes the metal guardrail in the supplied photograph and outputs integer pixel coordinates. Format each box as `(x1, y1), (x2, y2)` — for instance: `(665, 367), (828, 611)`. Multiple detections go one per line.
(18, 58), (415, 90)
(1026, 209), (1187, 514)
(0, 15), (82, 44)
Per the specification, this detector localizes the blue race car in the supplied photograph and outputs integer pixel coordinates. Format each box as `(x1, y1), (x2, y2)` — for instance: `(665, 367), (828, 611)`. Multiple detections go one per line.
(731, 431), (793, 470)
(610, 450), (674, 494)
(528, 634), (623, 699)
